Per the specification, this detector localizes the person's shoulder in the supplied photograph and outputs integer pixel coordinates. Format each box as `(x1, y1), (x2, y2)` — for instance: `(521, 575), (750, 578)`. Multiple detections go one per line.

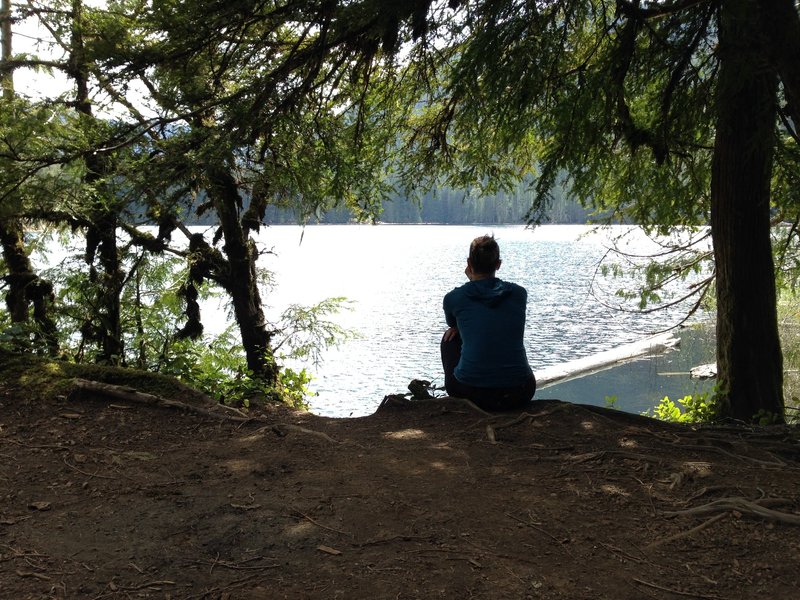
(443, 283), (467, 303)
(501, 280), (528, 301)
(445, 282), (470, 296)
(501, 280), (527, 293)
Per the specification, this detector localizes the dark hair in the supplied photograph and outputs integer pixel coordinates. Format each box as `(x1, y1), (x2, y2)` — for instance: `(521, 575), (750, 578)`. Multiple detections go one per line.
(469, 235), (500, 274)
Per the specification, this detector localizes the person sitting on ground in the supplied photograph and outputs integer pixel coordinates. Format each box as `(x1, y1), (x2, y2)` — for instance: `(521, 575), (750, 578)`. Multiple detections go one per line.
(441, 234), (536, 411)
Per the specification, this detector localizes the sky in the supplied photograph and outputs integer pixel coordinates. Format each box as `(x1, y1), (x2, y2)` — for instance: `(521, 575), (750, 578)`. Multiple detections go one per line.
(9, 0), (109, 99)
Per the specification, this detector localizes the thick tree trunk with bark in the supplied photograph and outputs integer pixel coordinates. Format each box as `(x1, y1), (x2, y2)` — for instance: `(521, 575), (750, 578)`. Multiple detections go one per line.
(757, 0), (800, 128)
(207, 166), (278, 385)
(711, 0), (784, 422)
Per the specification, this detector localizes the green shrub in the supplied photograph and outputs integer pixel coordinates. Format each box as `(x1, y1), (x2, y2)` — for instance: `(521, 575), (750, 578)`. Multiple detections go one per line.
(651, 391), (719, 423)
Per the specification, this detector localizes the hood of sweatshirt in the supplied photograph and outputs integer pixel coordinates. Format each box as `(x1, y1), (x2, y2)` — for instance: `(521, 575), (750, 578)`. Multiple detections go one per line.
(464, 278), (513, 308)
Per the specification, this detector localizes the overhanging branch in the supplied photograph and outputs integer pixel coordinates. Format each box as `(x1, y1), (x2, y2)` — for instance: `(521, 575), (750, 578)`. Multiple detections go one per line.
(617, 0), (714, 20)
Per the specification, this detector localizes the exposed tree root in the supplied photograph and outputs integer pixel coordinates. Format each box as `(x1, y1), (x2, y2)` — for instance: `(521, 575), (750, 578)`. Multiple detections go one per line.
(70, 378), (342, 444)
(676, 443), (788, 468)
(71, 378), (236, 421)
(664, 497), (800, 525)
(646, 513), (728, 549)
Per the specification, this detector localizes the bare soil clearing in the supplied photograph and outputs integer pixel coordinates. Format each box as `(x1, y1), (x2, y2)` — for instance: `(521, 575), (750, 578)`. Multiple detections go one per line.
(2, 380), (800, 599)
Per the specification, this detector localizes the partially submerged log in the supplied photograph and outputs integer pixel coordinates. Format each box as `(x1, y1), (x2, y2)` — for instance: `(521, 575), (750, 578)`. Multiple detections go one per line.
(690, 363), (717, 379)
(536, 332), (680, 389)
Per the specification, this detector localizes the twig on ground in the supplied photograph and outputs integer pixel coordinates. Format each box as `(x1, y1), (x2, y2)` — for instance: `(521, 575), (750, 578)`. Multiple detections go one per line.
(187, 573), (261, 600)
(598, 542), (644, 564)
(15, 570), (51, 581)
(62, 457), (116, 480)
(505, 512), (574, 557)
(280, 424), (340, 444)
(292, 508), (352, 537)
(646, 513), (728, 549)
(566, 450), (666, 465)
(632, 577), (725, 599)
(215, 403), (251, 419)
(8, 439), (69, 451)
(204, 558), (279, 572)
(119, 580), (176, 591)
(680, 486), (740, 505)
(355, 534), (438, 547)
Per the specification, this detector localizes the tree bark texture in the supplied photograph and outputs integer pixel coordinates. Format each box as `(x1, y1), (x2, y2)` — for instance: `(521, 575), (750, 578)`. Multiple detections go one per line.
(757, 0), (800, 129)
(1, 0), (13, 98)
(207, 165), (278, 385)
(711, 0), (784, 421)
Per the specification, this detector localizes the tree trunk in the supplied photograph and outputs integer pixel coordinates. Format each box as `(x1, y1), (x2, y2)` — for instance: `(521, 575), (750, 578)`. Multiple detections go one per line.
(0, 222), (59, 354)
(1, 0), (12, 98)
(757, 0), (800, 128)
(85, 210), (124, 363)
(207, 165), (278, 385)
(0, 221), (29, 323)
(0, 1), (58, 355)
(711, 0), (784, 422)
(70, 0), (124, 364)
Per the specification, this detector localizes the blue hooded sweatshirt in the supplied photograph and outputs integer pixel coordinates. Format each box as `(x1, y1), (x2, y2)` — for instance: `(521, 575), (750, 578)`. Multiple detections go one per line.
(443, 278), (533, 387)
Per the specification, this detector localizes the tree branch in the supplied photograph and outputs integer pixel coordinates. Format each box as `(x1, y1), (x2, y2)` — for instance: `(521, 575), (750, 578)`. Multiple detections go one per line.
(617, 0), (714, 20)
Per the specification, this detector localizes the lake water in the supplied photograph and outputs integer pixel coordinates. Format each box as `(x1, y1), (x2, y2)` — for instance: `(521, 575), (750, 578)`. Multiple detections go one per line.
(223, 224), (716, 417)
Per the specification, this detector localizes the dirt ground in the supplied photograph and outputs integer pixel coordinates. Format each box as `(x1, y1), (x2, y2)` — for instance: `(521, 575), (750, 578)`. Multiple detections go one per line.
(2, 380), (800, 600)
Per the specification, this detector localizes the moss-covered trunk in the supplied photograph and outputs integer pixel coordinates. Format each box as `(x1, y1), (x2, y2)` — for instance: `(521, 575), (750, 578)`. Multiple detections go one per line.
(207, 166), (278, 385)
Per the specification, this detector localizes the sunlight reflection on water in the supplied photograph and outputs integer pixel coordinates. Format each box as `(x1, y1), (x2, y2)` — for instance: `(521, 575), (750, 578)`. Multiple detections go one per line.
(35, 223), (713, 417)
(243, 224), (712, 417)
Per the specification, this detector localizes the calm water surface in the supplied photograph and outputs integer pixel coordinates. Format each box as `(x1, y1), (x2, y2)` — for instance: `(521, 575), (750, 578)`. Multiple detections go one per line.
(228, 224), (716, 417)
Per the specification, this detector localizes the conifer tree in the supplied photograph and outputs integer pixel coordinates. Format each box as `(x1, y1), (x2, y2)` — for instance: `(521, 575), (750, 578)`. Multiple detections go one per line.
(377, 0), (800, 421)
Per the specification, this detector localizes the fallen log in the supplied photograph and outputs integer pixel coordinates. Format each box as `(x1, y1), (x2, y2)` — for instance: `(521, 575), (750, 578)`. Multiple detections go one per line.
(535, 332), (680, 389)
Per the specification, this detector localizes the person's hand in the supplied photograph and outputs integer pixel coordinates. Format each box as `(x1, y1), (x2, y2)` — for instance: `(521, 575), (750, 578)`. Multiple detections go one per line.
(443, 326), (459, 342)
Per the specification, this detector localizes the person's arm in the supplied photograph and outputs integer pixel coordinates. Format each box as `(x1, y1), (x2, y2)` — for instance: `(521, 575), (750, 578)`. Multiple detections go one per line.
(443, 292), (458, 340)
(442, 326), (459, 342)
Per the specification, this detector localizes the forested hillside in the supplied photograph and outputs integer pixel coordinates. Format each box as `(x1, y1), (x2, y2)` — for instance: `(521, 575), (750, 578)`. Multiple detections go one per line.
(261, 182), (592, 224)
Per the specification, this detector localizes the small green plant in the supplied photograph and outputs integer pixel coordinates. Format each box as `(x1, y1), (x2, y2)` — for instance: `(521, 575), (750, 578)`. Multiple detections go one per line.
(651, 390), (719, 423)
(604, 395), (618, 409)
(153, 298), (350, 410)
(753, 409), (782, 426)
(278, 367), (314, 410)
(777, 294), (800, 419)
